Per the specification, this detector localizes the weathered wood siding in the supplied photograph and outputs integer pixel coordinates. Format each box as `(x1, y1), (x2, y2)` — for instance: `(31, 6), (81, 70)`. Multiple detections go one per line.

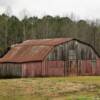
(46, 61), (64, 76)
(46, 40), (99, 76)
(47, 40), (98, 60)
(96, 60), (100, 75)
(0, 62), (43, 77)
(0, 60), (100, 77)
(45, 60), (100, 76)
(22, 62), (42, 77)
(0, 63), (22, 78)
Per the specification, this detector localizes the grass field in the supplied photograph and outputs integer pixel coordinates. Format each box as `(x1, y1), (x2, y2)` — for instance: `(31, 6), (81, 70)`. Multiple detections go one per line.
(0, 76), (100, 100)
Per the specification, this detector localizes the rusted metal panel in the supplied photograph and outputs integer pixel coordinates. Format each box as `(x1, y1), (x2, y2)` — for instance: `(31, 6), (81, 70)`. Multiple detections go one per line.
(0, 38), (99, 63)
(21, 38), (72, 46)
(0, 46), (53, 63)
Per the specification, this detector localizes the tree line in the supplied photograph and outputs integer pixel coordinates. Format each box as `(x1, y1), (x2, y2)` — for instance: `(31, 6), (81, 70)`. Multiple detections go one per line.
(0, 14), (100, 57)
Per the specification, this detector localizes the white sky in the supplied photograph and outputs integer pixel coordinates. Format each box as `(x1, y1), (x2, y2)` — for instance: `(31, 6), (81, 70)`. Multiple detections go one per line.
(0, 0), (100, 20)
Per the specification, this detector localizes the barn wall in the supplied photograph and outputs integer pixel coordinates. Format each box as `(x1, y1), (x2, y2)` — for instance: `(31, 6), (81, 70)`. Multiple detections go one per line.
(0, 60), (100, 77)
(0, 62), (43, 78)
(68, 60), (100, 76)
(47, 40), (98, 61)
(0, 63), (22, 78)
(77, 60), (94, 75)
(22, 62), (42, 77)
(45, 61), (64, 76)
(43, 60), (100, 76)
(95, 60), (100, 75)
(45, 40), (100, 76)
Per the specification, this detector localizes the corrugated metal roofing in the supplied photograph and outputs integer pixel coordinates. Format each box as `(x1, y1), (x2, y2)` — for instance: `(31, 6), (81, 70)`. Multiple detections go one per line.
(19, 38), (72, 46)
(0, 38), (99, 63)
(0, 45), (53, 63)
(0, 38), (72, 63)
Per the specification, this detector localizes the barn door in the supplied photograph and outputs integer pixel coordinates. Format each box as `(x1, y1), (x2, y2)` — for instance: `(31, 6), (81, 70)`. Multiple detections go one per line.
(68, 49), (78, 76)
(68, 60), (78, 76)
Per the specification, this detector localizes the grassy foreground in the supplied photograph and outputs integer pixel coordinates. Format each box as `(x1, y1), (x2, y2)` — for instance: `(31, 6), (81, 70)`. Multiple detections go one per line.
(0, 76), (100, 100)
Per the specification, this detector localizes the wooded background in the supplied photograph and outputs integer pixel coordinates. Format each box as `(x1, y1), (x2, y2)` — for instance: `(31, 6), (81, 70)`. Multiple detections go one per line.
(0, 14), (100, 57)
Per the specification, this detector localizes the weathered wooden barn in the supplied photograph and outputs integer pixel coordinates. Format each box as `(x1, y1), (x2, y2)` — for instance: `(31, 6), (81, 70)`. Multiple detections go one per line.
(0, 38), (100, 78)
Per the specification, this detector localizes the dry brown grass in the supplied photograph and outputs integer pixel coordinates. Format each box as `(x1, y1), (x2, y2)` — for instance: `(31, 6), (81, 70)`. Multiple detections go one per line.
(0, 76), (100, 100)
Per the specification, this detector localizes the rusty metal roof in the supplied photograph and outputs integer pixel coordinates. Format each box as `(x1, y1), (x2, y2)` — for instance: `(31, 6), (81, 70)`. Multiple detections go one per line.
(19, 38), (72, 46)
(0, 38), (99, 63)
(0, 45), (53, 63)
(0, 38), (72, 63)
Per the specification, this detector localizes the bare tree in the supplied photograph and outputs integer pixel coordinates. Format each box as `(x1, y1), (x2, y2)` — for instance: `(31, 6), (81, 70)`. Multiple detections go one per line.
(4, 6), (12, 48)
(91, 21), (97, 49)
(4, 6), (12, 17)
(20, 9), (30, 40)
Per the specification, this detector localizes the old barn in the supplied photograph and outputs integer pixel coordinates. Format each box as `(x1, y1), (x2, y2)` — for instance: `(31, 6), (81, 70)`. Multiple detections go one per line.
(0, 38), (100, 78)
